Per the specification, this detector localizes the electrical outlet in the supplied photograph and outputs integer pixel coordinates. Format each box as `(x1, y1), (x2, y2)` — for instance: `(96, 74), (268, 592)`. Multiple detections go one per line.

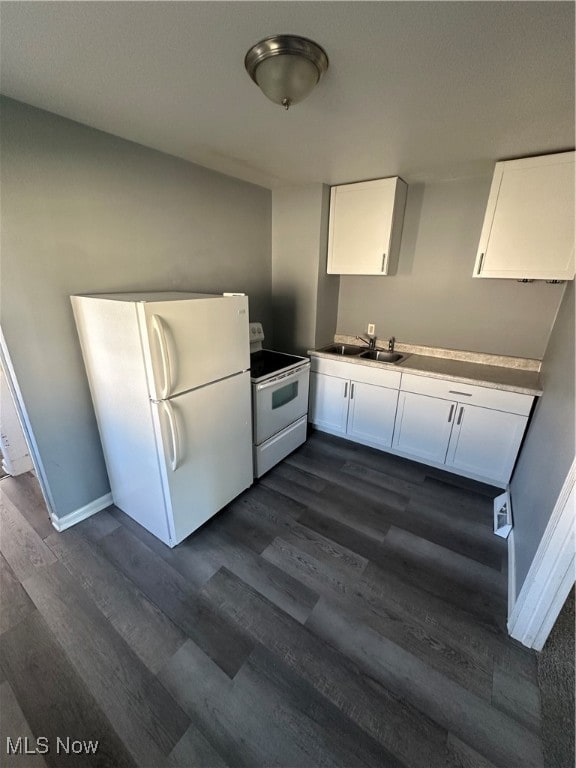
(367, 323), (375, 336)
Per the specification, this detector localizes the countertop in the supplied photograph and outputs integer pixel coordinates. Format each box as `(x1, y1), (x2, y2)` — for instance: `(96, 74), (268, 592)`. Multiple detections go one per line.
(308, 339), (543, 396)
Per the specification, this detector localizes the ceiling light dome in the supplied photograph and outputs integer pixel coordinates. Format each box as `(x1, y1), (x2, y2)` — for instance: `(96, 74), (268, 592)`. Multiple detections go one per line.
(245, 35), (329, 110)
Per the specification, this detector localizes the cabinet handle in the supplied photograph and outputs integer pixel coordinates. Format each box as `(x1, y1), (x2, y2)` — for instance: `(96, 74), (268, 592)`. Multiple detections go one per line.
(381, 253), (388, 272)
(344, 382), (348, 398)
(350, 383), (355, 399)
(456, 406), (464, 425)
(449, 390), (472, 397)
(477, 253), (485, 275)
(448, 404), (455, 422)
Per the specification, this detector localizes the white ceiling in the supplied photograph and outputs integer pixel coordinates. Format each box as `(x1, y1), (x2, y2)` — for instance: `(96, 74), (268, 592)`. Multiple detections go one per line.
(1, 1), (574, 188)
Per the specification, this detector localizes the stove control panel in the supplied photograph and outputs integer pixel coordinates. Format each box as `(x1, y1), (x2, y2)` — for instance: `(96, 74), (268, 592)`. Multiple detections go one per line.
(249, 322), (265, 343)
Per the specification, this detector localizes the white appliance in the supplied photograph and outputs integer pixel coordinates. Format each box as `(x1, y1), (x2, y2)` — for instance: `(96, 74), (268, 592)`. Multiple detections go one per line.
(249, 323), (310, 477)
(71, 292), (253, 547)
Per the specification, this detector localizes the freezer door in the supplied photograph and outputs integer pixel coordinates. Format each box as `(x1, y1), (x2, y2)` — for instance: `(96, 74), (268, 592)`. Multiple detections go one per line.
(152, 371), (253, 545)
(139, 295), (250, 399)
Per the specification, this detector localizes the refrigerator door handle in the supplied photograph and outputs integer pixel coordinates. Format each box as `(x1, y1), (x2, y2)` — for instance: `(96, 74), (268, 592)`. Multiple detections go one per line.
(152, 314), (173, 399)
(161, 400), (181, 471)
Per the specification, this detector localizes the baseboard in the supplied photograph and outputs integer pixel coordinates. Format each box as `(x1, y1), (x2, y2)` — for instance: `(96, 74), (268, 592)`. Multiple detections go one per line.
(50, 492), (113, 532)
(507, 458), (576, 650)
(507, 528), (516, 614)
(533, 553), (575, 650)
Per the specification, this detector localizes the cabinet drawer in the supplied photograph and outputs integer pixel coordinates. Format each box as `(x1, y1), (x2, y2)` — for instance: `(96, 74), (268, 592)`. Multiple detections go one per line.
(400, 373), (533, 416)
(310, 356), (401, 389)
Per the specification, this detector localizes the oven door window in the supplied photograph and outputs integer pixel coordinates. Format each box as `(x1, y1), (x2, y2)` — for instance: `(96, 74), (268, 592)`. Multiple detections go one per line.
(272, 381), (298, 410)
(253, 366), (309, 446)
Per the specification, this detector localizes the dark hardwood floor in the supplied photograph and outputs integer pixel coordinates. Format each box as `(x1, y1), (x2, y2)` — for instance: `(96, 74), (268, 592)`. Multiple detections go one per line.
(0, 431), (544, 767)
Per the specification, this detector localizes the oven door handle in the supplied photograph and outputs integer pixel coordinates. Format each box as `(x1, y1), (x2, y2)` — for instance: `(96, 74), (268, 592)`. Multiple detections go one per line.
(255, 363), (310, 391)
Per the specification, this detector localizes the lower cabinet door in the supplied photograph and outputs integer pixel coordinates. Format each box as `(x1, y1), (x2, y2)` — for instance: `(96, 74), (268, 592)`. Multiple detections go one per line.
(445, 403), (528, 484)
(392, 391), (455, 463)
(309, 372), (349, 435)
(347, 381), (399, 448)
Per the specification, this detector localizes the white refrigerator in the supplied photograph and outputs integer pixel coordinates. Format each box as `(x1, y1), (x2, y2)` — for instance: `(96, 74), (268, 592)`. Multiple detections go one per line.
(71, 292), (253, 547)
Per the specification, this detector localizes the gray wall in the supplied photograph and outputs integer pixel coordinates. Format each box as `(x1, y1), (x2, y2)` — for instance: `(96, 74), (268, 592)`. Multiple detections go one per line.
(510, 282), (575, 597)
(271, 184), (339, 355)
(337, 177), (565, 359)
(0, 97), (272, 519)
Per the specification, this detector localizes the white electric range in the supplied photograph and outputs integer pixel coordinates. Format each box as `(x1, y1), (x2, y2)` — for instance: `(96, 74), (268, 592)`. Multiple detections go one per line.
(249, 322), (310, 478)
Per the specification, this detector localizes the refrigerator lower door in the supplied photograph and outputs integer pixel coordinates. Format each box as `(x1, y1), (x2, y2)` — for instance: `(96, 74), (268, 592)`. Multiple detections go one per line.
(152, 371), (253, 546)
(140, 295), (250, 400)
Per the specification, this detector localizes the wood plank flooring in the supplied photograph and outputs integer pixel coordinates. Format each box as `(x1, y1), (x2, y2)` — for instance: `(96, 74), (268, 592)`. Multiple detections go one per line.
(0, 431), (544, 767)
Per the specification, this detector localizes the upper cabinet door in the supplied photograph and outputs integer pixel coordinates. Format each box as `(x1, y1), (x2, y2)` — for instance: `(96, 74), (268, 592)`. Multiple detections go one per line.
(327, 177), (408, 275)
(474, 152), (575, 280)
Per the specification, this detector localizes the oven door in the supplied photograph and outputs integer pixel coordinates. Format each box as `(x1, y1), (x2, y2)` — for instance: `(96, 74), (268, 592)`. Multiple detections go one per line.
(253, 363), (310, 445)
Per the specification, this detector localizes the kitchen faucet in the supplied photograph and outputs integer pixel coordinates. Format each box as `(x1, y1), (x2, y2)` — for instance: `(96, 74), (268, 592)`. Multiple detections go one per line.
(356, 334), (395, 352)
(356, 334), (377, 351)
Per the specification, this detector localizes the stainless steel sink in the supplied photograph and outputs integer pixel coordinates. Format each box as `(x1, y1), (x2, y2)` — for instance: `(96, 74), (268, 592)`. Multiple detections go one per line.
(321, 344), (364, 356)
(360, 350), (409, 364)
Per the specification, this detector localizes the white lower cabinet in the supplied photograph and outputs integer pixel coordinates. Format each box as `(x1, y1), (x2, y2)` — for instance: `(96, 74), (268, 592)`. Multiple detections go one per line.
(310, 359), (534, 486)
(445, 403), (528, 484)
(393, 374), (532, 485)
(309, 372), (349, 435)
(347, 381), (399, 448)
(309, 372), (399, 449)
(392, 392), (455, 463)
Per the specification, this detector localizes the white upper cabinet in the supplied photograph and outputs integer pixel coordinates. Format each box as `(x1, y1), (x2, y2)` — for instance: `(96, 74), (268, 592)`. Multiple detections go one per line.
(474, 151), (575, 280)
(327, 177), (408, 275)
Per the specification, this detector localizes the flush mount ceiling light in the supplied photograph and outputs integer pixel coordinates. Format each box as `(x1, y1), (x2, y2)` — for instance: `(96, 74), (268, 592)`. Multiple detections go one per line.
(244, 35), (329, 110)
